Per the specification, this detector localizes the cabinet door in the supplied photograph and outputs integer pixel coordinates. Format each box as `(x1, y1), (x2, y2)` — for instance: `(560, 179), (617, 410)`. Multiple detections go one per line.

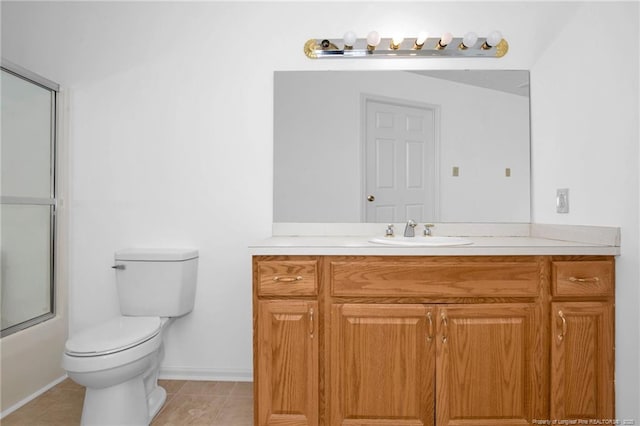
(256, 300), (318, 426)
(436, 304), (535, 426)
(551, 302), (614, 420)
(330, 304), (435, 426)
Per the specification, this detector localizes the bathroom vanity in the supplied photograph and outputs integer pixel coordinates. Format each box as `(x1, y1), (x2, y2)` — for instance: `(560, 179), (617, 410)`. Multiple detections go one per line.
(251, 227), (618, 426)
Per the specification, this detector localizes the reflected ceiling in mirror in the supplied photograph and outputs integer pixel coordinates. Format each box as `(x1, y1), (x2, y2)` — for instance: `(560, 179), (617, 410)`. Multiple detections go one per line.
(274, 70), (530, 223)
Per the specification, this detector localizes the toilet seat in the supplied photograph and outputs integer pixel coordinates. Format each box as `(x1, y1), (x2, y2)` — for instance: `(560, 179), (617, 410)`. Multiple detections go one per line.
(65, 316), (161, 357)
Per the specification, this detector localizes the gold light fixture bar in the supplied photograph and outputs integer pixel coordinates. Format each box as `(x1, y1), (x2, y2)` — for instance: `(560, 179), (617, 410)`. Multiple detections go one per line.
(304, 36), (508, 59)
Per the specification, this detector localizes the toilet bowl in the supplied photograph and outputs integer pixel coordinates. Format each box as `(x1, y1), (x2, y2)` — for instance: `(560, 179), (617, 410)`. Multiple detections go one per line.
(63, 248), (198, 426)
(63, 317), (173, 425)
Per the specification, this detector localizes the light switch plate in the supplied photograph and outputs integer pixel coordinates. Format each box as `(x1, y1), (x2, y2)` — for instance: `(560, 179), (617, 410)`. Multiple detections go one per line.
(556, 188), (569, 213)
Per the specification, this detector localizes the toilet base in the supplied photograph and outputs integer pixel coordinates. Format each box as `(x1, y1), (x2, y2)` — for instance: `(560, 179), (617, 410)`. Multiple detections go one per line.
(147, 385), (167, 420)
(81, 376), (149, 426)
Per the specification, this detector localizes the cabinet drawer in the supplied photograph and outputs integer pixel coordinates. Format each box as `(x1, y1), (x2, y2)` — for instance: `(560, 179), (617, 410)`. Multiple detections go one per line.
(552, 260), (614, 297)
(257, 260), (318, 296)
(331, 258), (540, 298)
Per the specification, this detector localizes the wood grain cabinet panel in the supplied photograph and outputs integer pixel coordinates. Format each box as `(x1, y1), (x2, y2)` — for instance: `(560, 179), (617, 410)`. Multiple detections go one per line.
(331, 257), (540, 298)
(330, 304), (435, 426)
(257, 260), (318, 296)
(550, 302), (614, 421)
(256, 300), (318, 426)
(552, 260), (614, 297)
(330, 303), (537, 426)
(436, 304), (535, 426)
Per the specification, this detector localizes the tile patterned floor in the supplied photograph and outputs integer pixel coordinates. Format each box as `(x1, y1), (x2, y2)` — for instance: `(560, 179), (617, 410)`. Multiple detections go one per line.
(2, 379), (253, 426)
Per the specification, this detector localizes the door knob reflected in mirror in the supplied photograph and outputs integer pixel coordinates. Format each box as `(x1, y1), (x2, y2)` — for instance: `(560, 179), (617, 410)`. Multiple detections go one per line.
(367, 195), (375, 202)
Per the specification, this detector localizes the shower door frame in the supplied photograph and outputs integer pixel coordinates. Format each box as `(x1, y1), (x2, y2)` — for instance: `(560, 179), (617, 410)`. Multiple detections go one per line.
(1, 59), (59, 337)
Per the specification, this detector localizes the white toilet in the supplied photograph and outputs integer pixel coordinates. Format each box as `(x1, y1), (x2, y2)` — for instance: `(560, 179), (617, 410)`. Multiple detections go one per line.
(63, 248), (198, 426)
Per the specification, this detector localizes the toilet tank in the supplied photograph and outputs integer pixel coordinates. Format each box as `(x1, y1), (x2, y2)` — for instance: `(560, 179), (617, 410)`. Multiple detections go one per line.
(114, 248), (198, 317)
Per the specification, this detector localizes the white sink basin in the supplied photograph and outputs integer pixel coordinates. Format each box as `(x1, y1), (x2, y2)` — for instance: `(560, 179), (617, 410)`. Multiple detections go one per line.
(369, 236), (473, 247)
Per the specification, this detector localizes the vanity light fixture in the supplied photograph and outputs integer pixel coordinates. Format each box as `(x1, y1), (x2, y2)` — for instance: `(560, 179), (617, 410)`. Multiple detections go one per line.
(413, 31), (429, 49)
(390, 36), (404, 50)
(366, 31), (381, 51)
(304, 30), (508, 58)
(482, 30), (503, 50)
(437, 32), (453, 49)
(343, 31), (357, 50)
(460, 32), (478, 49)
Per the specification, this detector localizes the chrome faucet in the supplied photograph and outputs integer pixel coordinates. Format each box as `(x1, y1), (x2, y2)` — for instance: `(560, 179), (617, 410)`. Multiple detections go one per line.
(403, 219), (417, 237)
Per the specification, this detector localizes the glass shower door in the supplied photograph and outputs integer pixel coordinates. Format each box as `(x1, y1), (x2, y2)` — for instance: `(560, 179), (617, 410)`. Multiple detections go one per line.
(1, 63), (58, 336)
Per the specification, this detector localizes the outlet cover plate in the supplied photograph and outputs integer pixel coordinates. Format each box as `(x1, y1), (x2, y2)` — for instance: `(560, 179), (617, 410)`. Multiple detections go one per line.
(556, 188), (569, 213)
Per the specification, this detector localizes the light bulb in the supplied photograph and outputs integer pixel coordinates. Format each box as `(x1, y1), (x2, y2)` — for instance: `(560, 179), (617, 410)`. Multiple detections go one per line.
(461, 32), (478, 49)
(390, 35), (404, 50)
(343, 31), (357, 49)
(415, 31), (429, 47)
(366, 31), (381, 51)
(485, 30), (503, 48)
(438, 32), (453, 48)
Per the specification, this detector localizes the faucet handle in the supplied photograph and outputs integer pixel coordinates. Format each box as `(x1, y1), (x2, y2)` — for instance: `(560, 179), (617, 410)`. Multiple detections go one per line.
(423, 223), (435, 236)
(385, 224), (395, 237)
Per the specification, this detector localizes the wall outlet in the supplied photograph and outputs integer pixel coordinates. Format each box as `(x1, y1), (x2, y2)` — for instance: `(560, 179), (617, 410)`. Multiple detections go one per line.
(556, 188), (569, 213)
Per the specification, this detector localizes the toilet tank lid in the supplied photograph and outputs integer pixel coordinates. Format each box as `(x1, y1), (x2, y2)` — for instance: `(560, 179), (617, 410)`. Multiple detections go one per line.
(115, 248), (199, 261)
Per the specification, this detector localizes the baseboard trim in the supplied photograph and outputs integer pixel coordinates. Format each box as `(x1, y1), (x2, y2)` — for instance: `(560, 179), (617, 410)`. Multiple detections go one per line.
(0, 374), (68, 419)
(159, 367), (253, 382)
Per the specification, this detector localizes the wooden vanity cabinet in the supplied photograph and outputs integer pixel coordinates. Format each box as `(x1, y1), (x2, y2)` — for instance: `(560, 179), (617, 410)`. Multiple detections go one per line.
(550, 259), (615, 420)
(328, 256), (542, 426)
(253, 255), (615, 426)
(253, 258), (320, 426)
(330, 303), (536, 426)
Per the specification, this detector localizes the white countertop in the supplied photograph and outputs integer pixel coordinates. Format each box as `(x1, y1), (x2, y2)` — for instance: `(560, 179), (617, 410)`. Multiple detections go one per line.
(249, 236), (619, 256)
(249, 223), (621, 256)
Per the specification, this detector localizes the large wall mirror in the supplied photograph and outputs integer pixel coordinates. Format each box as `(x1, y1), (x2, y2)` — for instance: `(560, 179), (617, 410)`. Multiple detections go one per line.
(274, 70), (530, 223)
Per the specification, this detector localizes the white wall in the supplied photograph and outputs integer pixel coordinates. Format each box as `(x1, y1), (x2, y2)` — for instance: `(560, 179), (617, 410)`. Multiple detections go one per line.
(530, 1), (640, 417)
(59, 1), (546, 380)
(1, 0), (638, 418)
